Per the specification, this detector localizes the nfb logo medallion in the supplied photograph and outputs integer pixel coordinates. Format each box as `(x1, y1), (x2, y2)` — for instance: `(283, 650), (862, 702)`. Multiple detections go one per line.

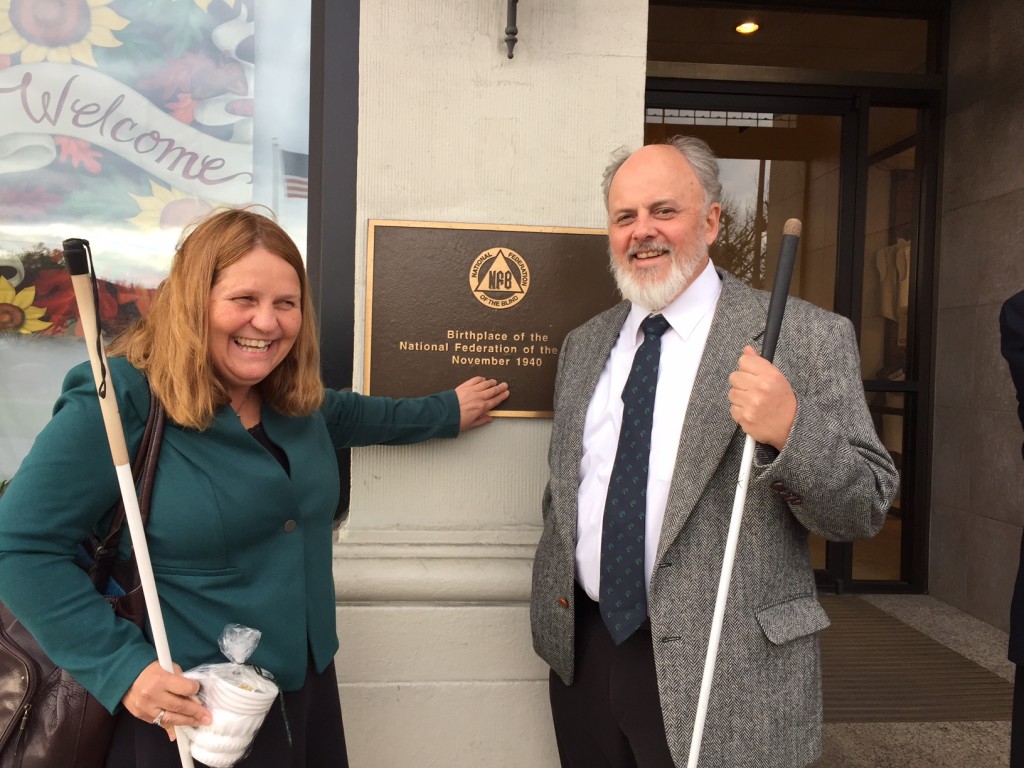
(468, 248), (530, 310)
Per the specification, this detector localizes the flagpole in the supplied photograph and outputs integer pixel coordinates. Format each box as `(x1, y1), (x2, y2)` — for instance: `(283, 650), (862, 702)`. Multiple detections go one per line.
(272, 137), (280, 214)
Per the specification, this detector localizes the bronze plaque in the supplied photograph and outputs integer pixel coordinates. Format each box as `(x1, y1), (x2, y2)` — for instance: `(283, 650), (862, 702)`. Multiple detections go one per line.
(365, 220), (621, 417)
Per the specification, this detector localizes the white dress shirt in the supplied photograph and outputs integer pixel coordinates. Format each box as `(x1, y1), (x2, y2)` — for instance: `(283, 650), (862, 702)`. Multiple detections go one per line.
(575, 259), (722, 601)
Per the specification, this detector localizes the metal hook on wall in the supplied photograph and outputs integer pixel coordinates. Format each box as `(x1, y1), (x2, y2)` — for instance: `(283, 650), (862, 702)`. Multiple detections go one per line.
(505, 0), (518, 59)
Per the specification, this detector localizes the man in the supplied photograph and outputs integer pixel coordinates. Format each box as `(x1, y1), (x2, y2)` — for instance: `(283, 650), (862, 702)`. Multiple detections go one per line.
(999, 289), (1024, 767)
(530, 136), (899, 768)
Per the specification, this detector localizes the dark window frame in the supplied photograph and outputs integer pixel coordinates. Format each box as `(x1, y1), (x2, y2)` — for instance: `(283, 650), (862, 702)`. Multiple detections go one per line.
(307, 0), (359, 520)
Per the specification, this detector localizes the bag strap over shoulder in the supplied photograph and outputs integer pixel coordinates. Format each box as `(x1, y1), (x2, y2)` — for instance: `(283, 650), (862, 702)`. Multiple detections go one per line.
(93, 385), (166, 557)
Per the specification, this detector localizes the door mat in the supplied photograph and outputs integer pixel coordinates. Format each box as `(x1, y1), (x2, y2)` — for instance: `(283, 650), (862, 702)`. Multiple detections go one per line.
(819, 596), (1012, 723)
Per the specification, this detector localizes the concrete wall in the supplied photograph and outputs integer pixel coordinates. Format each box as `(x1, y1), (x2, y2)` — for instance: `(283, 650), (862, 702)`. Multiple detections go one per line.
(930, 0), (1024, 631)
(334, 3), (648, 765)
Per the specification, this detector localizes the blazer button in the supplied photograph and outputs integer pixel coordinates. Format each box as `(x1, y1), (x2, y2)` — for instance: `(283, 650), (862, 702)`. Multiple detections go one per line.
(283, 520), (297, 533)
(558, 597), (569, 609)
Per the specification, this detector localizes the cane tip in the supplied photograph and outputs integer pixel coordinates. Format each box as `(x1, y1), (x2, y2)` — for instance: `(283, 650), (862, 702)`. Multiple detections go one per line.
(783, 219), (802, 237)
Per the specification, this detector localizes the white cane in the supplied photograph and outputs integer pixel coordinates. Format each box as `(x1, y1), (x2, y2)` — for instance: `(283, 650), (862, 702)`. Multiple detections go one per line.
(63, 239), (195, 768)
(686, 219), (802, 768)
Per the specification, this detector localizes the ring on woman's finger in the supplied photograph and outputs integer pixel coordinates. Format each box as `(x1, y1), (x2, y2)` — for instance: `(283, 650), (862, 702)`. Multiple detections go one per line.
(152, 709), (167, 727)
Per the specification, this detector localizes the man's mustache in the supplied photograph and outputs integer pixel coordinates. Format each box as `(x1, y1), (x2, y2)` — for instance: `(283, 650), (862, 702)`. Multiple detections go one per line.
(626, 240), (674, 258)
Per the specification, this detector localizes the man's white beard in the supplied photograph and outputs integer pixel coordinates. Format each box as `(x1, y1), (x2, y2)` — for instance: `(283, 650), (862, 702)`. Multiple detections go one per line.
(610, 239), (704, 311)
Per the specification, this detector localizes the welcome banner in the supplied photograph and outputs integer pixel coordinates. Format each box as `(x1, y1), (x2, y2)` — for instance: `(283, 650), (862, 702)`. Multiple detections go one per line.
(0, 64), (253, 203)
(0, 0), (254, 234)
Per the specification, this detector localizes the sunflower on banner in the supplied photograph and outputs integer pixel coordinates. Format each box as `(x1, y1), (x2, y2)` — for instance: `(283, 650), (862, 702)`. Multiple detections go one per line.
(0, 0), (256, 336)
(0, 0), (128, 66)
(0, 275), (50, 334)
(0, 243), (156, 337)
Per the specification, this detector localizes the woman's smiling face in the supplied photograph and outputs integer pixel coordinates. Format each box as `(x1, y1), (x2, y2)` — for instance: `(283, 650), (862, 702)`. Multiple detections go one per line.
(207, 246), (302, 399)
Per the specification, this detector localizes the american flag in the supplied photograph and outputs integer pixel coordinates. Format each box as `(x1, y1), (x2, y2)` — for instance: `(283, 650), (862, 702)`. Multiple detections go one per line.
(281, 149), (309, 199)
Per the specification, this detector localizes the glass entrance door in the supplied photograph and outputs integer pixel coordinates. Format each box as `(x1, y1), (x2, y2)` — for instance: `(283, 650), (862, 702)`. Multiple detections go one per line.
(852, 105), (924, 587)
(645, 108), (844, 313)
(644, 89), (932, 591)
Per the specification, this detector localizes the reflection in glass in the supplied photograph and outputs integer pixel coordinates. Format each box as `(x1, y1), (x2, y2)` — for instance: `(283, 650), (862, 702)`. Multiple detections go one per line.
(861, 108), (918, 384)
(851, 106), (919, 584)
(809, 533), (826, 570)
(647, 6), (930, 74)
(646, 114), (842, 313)
(853, 392), (905, 581)
(0, 0), (312, 481)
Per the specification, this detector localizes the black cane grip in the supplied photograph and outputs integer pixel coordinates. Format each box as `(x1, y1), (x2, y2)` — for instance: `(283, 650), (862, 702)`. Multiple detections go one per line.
(761, 219), (801, 364)
(63, 238), (91, 276)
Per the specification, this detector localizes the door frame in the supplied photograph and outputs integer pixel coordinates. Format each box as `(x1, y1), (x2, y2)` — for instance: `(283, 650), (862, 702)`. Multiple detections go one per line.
(646, 75), (941, 592)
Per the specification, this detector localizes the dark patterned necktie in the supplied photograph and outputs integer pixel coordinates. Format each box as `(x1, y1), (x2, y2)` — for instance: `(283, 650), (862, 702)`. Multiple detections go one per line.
(600, 313), (671, 645)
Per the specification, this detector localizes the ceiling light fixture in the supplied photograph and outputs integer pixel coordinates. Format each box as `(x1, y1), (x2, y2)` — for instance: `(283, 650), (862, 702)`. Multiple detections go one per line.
(736, 21), (759, 34)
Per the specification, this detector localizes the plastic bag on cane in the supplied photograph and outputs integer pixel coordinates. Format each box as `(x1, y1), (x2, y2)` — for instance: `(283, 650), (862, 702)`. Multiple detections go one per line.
(179, 624), (279, 768)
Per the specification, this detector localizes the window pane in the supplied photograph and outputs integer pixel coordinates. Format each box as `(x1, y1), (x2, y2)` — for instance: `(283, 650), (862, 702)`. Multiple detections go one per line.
(649, 114), (842, 312)
(853, 392), (906, 581)
(648, 6), (930, 75)
(861, 108), (918, 383)
(0, 0), (310, 480)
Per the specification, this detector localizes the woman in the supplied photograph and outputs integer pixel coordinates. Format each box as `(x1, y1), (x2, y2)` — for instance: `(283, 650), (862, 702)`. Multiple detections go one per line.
(0, 208), (509, 766)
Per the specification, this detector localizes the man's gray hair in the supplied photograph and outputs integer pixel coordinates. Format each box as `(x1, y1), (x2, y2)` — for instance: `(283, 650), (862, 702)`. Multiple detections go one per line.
(601, 135), (723, 211)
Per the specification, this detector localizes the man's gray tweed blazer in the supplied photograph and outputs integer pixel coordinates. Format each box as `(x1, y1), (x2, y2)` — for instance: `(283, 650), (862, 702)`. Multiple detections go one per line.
(531, 269), (900, 767)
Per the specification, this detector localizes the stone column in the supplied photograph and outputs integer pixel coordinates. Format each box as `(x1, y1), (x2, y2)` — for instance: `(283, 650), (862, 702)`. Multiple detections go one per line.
(335, 1), (648, 764)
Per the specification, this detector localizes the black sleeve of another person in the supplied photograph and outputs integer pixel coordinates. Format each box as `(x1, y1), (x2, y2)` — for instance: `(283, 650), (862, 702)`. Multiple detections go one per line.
(1002, 290), (1024, 459)
(999, 289), (1024, 665)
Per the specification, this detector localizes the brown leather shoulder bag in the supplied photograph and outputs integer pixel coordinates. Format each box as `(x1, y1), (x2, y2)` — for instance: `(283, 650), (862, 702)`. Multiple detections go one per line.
(0, 390), (165, 768)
